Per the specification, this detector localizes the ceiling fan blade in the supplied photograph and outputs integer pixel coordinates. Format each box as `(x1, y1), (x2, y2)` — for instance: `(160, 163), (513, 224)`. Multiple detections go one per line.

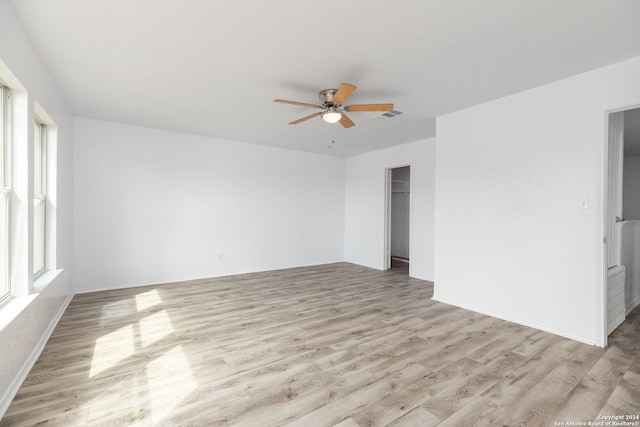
(289, 112), (322, 125)
(344, 103), (394, 112)
(339, 113), (355, 128)
(274, 99), (323, 109)
(332, 83), (357, 105)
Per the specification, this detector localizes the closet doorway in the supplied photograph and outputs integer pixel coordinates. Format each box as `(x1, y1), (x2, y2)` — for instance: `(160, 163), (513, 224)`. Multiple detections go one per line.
(605, 106), (640, 340)
(385, 166), (410, 273)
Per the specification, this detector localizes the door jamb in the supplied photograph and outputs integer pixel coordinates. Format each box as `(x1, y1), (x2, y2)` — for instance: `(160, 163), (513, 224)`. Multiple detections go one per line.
(384, 168), (392, 270)
(599, 100), (640, 347)
(384, 164), (411, 271)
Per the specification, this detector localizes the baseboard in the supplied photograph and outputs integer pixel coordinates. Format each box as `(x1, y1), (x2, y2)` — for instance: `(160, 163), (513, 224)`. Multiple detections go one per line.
(76, 280), (163, 294)
(76, 261), (349, 294)
(431, 295), (597, 347)
(0, 293), (74, 419)
(627, 294), (640, 315)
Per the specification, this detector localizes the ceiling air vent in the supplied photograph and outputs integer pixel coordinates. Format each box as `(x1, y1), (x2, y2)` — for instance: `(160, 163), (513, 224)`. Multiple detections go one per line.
(374, 109), (404, 119)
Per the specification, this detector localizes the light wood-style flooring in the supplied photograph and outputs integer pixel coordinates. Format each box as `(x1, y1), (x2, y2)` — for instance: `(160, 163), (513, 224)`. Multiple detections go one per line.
(2, 262), (639, 426)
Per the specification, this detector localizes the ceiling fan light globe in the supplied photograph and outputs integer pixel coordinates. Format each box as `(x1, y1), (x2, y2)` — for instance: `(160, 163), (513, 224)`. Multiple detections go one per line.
(322, 110), (342, 124)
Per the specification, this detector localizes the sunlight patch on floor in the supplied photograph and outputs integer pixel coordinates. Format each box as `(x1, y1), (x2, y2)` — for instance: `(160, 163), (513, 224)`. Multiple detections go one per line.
(139, 309), (174, 348)
(84, 369), (146, 423)
(90, 324), (135, 378)
(100, 299), (135, 325)
(135, 288), (162, 311)
(145, 345), (197, 424)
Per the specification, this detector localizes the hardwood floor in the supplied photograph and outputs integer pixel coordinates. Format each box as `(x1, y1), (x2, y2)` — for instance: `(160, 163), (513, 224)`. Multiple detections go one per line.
(2, 262), (639, 426)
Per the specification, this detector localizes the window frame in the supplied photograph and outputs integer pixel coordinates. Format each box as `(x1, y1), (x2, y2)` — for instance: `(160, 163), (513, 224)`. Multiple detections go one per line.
(0, 84), (11, 302)
(33, 118), (47, 277)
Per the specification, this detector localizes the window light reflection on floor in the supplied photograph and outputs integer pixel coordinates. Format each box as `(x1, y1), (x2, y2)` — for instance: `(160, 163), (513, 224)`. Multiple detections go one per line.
(84, 345), (196, 423)
(91, 289), (172, 378)
(88, 290), (195, 423)
(145, 345), (197, 424)
(135, 288), (162, 311)
(89, 324), (135, 378)
(139, 309), (174, 348)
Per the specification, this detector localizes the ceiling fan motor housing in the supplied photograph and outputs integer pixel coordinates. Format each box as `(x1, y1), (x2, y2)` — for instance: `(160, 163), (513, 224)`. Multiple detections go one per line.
(319, 88), (339, 107)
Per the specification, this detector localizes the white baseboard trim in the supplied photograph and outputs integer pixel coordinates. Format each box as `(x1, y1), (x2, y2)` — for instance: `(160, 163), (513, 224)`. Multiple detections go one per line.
(76, 280), (165, 294)
(431, 295), (597, 347)
(627, 294), (640, 315)
(0, 293), (74, 419)
(76, 261), (349, 294)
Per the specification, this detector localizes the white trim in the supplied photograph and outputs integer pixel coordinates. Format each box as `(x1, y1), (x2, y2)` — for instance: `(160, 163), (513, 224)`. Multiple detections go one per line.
(432, 296), (598, 347)
(408, 166), (413, 278)
(0, 292), (73, 419)
(0, 85), (10, 304)
(599, 98), (640, 347)
(384, 164), (411, 272)
(384, 168), (391, 270)
(76, 279), (205, 294)
(33, 268), (63, 293)
(627, 295), (640, 315)
(75, 262), (347, 294)
(597, 110), (608, 347)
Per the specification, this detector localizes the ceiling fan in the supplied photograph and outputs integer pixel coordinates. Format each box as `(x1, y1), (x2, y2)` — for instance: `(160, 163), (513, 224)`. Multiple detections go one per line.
(274, 83), (394, 128)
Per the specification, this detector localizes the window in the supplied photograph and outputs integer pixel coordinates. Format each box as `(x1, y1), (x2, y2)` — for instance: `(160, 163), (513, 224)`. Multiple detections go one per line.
(0, 85), (10, 301)
(33, 119), (46, 276)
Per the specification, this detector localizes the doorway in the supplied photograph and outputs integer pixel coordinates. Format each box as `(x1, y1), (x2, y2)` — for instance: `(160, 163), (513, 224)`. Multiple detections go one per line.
(385, 166), (410, 273)
(605, 106), (640, 340)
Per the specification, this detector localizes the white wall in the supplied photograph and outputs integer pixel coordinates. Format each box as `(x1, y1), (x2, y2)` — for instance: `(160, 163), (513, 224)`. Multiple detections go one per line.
(74, 118), (345, 292)
(435, 56), (640, 346)
(623, 155), (640, 220)
(345, 138), (435, 281)
(0, 0), (74, 416)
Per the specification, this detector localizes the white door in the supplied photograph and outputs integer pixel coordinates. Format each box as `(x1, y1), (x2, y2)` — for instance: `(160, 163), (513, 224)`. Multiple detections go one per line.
(607, 111), (625, 267)
(606, 111), (626, 335)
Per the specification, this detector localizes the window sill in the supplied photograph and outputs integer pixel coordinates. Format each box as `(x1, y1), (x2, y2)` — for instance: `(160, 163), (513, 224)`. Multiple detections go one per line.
(0, 294), (38, 332)
(0, 269), (63, 332)
(33, 268), (63, 293)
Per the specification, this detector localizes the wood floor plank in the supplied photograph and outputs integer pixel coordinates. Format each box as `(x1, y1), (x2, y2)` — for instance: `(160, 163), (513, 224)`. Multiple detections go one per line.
(333, 418), (362, 427)
(434, 396), (501, 427)
(554, 344), (635, 421)
(387, 407), (440, 427)
(2, 262), (639, 426)
(421, 352), (528, 421)
(598, 364), (640, 418)
(491, 344), (607, 426)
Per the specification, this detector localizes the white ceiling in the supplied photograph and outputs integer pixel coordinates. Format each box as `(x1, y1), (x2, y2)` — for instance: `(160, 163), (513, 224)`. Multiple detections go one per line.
(9, 0), (640, 157)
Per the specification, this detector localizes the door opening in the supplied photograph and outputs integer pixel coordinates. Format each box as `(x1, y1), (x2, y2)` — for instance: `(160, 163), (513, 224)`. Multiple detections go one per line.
(385, 166), (410, 273)
(604, 106), (640, 342)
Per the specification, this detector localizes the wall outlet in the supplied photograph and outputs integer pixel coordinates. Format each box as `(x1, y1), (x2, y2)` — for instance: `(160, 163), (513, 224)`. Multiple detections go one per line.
(218, 253), (224, 261)
(579, 196), (590, 210)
